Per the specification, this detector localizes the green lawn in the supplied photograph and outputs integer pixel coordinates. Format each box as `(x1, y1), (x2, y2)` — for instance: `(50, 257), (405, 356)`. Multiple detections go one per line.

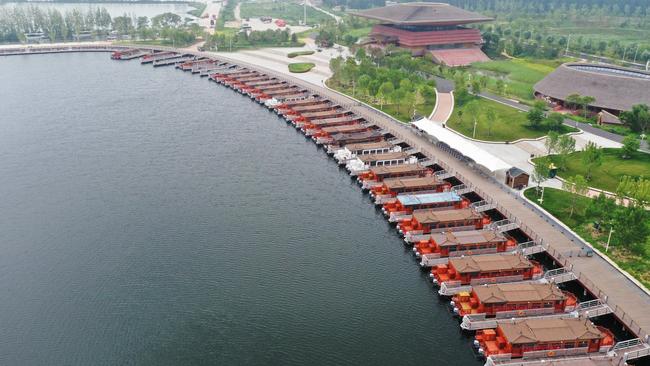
(288, 62), (315, 73)
(469, 58), (566, 102)
(240, 2), (333, 25)
(533, 149), (650, 192)
(287, 50), (314, 58)
(446, 97), (577, 142)
(524, 187), (650, 288)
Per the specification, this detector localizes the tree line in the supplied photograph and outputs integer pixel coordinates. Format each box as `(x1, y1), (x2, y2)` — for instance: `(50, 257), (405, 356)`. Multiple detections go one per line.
(446, 0), (650, 18)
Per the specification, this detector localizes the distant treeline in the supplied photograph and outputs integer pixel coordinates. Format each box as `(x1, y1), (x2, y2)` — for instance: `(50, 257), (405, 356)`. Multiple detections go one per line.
(442, 0), (650, 17)
(321, 0), (385, 10)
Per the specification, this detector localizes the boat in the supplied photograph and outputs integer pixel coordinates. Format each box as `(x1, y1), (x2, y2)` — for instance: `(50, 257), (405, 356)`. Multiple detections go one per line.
(397, 207), (488, 237)
(332, 140), (397, 163)
(414, 229), (514, 260)
(357, 163), (432, 189)
(474, 318), (614, 359)
(370, 175), (449, 200)
(345, 151), (419, 175)
(430, 253), (543, 287)
(383, 191), (469, 220)
(451, 282), (577, 319)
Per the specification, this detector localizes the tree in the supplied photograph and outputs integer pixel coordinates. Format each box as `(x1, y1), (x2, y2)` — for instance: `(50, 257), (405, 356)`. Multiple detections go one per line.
(485, 108), (496, 137)
(413, 88), (425, 116)
(563, 175), (588, 218)
(471, 79), (481, 95)
(545, 112), (565, 131)
(581, 141), (603, 181)
(579, 95), (596, 118)
(532, 156), (551, 191)
(291, 33), (298, 43)
(545, 130), (560, 155)
(556, 135), (576, 171)
(620, 104), (650, 134)
(620, 135), (640, 159)
(565, 93), (582, 110)
(495, 79), (505, 95)
(376, 81), (393, 110)
(357, 74), (371, 97)
(617, 176), (650, 206)
(152, 12), (182, 28)
(527, 103), (545, 129)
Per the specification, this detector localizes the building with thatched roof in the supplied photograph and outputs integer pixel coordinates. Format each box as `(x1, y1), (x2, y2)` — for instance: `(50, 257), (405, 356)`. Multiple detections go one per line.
(534, 63), (650, 115)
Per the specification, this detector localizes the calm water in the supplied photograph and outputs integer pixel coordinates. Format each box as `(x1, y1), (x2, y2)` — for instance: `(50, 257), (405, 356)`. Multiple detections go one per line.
(1, 2), (193, 19)
(0, 53), (481, 366)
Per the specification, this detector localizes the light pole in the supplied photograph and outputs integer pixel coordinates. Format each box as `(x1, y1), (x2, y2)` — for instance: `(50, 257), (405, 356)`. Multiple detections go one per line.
(472, 118), (477, 139)
(633, 44), (639, 64)
(605, 227), (615, 252)
(538, 186), (545, 204)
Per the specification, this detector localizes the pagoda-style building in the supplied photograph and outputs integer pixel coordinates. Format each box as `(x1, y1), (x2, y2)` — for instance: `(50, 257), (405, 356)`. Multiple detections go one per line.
(351, 2), (493, 66)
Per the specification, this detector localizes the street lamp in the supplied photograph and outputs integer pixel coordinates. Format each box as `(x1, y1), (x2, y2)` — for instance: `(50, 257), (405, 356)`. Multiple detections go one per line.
(538, 186), (545, 204)
(605, 227), (615, 252)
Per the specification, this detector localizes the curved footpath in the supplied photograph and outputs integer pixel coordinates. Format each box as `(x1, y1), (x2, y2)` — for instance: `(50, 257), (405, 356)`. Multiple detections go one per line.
(3, 43), (650, 345)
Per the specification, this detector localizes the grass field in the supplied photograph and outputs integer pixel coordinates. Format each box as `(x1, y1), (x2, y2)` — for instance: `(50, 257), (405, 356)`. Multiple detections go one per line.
(446, 97), (577, 142)
(469, 58), (567, 102)
(240, 2), (333, 25)
(524, 187), (650, 288)
(288, 62), (315, 73)
(533, 148), (650, 192)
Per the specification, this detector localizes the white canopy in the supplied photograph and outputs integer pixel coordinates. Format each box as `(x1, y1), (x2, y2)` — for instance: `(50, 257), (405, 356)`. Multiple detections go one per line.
(412, 118), (511, 173)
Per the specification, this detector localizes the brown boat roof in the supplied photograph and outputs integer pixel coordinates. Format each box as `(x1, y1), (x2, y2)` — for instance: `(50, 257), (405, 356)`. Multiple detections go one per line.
(330, 130), (384, 143)
(293, 103), (335, 112)
(430, 229), (506, 247)
(281, 98), (325, 107)
(350, 2), (492, 25)
(382, 176), (439, 190)
(356, 151), (410, 163)
(302, 110), (347, 118)
(473, 283), (566, 304)
(449, 253), (532, 273)
(276, 93), (311, 100)
(371, 163), (426, 175)
(267, 88), (302, 96)
(499, 318), (603, 345)
(321, 124), (367, 133)
(310, 116), (361, 125)
(344, 141), (393, 151)
(412, 208), (482, 225)
(534, 63), (650, 112)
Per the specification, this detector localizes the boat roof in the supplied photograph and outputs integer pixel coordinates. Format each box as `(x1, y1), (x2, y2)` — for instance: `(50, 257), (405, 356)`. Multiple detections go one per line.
(281, 98), (325, 107)
(398, 191), (461, 206)
(499, 318), (603, 345)
(473, 282), (566, 304)
(293, 103), (335, 112)
(321, 124), (369, 133)
(356, 151), (409, 163)
(344, 141), (393, 151)
(382, 176), (439, 190)
(330, 130), (384, 143)
(430, 229), (506, 247)
(277, 93), (310, 100)
(371, 163), (427, 176)
(302, 110), (347, 118)
(448, 253), (532, 273)
(310, 116), (362, 125)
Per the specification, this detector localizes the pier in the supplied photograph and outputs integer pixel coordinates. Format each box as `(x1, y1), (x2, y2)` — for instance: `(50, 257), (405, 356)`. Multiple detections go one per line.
(3, 43), (649, 366)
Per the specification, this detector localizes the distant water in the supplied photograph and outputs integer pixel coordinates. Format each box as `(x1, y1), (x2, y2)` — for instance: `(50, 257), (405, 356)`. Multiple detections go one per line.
(0, 53), (482, 366)
(0, 2), (193, 19)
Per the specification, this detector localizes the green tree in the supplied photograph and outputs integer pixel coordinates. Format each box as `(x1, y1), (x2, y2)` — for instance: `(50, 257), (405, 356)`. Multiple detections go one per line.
(581, 141), (603, 181)
(579, 96), (596, 118)
(495, 79), (505, 95)
(545, 112), (564, 131)
(471, 79), (481, 95)
(556, 135), (576, 171)
(620, 104), (650, 134)
(563, 175), (588, 218)
(532, 156), (551, 191)
(376, 81), (393, 110)
(152, 12), (182, 28)
(620, 135), (640, 159)
(565, 93), (582, 110)
(545, 130), (560, 155)
(527, 103), (545, 129)
(485, 108), (496, 137)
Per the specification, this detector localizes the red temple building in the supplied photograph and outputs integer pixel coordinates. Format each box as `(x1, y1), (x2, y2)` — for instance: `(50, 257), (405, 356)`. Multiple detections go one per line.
(351, 2), (492, 66)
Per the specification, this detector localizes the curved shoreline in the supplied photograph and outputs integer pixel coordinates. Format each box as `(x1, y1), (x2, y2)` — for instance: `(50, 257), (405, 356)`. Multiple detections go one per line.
(4, 44), (650, 355)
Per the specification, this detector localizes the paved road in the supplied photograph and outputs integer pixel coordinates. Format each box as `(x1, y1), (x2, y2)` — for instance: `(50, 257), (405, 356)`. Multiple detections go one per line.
(195, 50), (650, 340)
(478, 90), (649, 152)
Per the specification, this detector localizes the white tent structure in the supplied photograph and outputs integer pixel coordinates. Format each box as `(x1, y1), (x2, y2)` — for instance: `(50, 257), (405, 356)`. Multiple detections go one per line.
(412, 118), (511, 177)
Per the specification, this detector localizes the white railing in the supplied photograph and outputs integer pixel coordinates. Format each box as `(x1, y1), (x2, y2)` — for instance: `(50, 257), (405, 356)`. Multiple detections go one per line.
(543, 268), (577, 284)
(521, 347), (589, 360)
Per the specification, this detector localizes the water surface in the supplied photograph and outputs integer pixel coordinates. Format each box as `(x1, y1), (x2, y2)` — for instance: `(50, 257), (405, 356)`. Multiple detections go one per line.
(0, 53), (481, 366)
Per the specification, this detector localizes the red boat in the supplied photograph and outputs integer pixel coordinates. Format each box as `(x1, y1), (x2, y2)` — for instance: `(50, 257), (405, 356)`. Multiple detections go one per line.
(358, 163), (432, 189)
(383, 191), (468, 218)
(430, 253), (543, 286)
(475, 318), (614, 359)
(413, 229), (515, 259)
(451, 282), (577, 318)
(397, 207), (487, 236)
(371, 176), (449, 198)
